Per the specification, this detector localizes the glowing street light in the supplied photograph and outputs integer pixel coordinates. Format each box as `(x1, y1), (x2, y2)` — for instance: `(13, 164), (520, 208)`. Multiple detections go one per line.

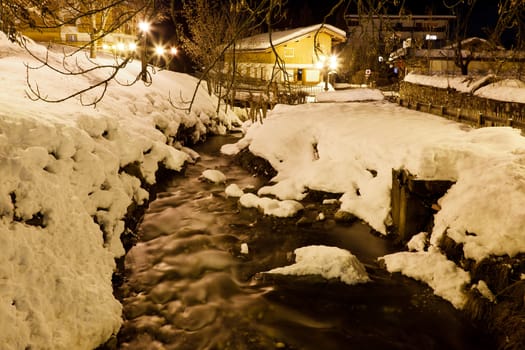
(116, 42), (125, 52)
(138, 21), (150, 34)
(316, 54), (338, 91)
(329, 55), (338, 70)
(153, 44), (179, 69)
(154, 45), (165, 56)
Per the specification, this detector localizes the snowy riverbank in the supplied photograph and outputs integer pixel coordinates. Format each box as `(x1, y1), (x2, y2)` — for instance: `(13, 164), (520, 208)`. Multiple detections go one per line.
(0, 34), (239, 349)
(3, 29), (525, 348)
(223, 90), (525, 313)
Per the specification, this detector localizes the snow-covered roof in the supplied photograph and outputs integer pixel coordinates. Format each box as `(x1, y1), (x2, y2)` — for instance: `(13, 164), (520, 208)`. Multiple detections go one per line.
(235, 23), (346, 51)
(442, 37), (503, 50)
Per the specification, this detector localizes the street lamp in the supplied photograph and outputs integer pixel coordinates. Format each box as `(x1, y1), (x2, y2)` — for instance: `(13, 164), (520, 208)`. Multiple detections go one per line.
(152, 44), (178, 69)
(154, 45), (165, 56)
(316, 54), (338, 91)
(138, 20), (151, 82)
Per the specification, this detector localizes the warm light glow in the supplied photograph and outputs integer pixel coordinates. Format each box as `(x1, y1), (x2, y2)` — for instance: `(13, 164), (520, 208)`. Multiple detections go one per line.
(128, 42), (137, 51)
(315, 55), (325, 69)
(154, 45), (165, 56)
(138, 21), (150, 33)
(116, 42), (125, 51)
(329, 55), (338, 70)
(316, 55), (338, 71)
(170, 47), (178, 55)
(102, 44), (109, 50)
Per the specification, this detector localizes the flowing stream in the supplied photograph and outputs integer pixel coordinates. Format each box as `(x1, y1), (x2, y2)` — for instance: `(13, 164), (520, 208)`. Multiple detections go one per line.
(116, 134), (495, 350)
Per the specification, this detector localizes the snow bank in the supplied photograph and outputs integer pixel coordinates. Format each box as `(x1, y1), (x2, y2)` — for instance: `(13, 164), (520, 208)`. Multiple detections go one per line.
(0, 32), (239, 349)
(225, 90), (525, 307)
(226, 99), (525, 262)
(380, 249), (471, 309)
(268, 245), (370, 285)
(474, 79), (525, 103)
(404, 72), (525, 103)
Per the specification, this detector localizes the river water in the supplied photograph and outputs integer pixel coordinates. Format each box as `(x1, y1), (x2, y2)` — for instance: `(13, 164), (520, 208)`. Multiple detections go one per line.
(116, 134), (495, 350)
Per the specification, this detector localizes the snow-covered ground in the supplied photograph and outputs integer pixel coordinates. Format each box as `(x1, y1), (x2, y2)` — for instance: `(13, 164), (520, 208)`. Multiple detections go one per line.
(3, 29), (525, 348)
(223, 86), (525, 310)
(0, 33), (239, 349)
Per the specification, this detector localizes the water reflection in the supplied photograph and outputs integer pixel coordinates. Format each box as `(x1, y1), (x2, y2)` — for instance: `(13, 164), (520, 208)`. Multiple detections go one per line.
(117, 135), (494, 350)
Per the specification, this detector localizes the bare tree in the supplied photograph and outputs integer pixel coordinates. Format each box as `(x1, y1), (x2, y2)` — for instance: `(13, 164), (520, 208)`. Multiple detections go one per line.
(175, 0), (286, 113)
(341, 0), (408, 84)
(178, 0), (237, 95)
(492, 0), (525, 49)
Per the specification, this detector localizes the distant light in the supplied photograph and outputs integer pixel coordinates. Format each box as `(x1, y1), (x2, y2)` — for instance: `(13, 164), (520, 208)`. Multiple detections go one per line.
(116, 42), (125, 51)
(102, 44), (109, 50)
(426, 34), (437, 40)
(128, 42), (137, 51)
(154, 45), (165, 56)
(170, 47), (178, 55)
(138, 21), (150, 33)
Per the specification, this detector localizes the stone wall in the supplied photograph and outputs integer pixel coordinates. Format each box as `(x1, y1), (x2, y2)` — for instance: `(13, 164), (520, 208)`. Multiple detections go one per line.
(399, 81), (525, 130)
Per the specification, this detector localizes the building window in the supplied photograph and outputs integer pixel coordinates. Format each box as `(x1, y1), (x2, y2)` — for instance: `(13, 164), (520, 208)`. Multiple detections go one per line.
(305, 69), (320, 82)
(284, 47), (294, 58)
(66, 34), (77, 42)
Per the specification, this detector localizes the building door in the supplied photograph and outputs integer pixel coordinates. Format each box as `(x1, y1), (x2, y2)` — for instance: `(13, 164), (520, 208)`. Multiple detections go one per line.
(297, 69), (303, 83)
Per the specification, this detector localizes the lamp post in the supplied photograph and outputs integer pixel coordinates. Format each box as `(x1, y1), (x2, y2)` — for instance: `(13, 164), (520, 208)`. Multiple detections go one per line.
(138, 21), (150, 82)
(316, 55), (338, 91)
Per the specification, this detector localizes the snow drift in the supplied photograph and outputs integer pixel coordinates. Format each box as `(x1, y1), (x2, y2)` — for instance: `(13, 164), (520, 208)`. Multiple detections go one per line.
(0, 33), (239, 349)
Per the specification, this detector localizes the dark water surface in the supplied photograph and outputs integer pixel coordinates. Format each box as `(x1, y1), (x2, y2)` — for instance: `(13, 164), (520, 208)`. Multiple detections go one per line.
(117, 135), (495, 350)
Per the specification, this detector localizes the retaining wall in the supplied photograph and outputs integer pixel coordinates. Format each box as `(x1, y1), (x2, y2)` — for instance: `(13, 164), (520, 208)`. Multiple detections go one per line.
(399, 81), (525, 131)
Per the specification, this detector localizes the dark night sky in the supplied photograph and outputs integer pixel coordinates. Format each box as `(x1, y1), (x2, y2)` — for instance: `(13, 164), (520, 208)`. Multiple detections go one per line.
(163, 0), (506, 72)
(281, 0), (499, 40)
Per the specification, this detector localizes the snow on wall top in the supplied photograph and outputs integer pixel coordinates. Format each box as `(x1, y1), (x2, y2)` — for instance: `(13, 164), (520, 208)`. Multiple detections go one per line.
(404, 73), (525, 103)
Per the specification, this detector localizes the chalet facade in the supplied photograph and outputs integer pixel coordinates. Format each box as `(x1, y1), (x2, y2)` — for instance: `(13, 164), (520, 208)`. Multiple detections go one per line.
(226, 24), (347, 85)
(345, 14), (456, 51)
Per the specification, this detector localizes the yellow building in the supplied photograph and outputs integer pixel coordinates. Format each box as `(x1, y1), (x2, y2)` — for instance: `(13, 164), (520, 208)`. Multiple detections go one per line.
(229, 24), (346, 85)
(18, 5), (138, 51)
